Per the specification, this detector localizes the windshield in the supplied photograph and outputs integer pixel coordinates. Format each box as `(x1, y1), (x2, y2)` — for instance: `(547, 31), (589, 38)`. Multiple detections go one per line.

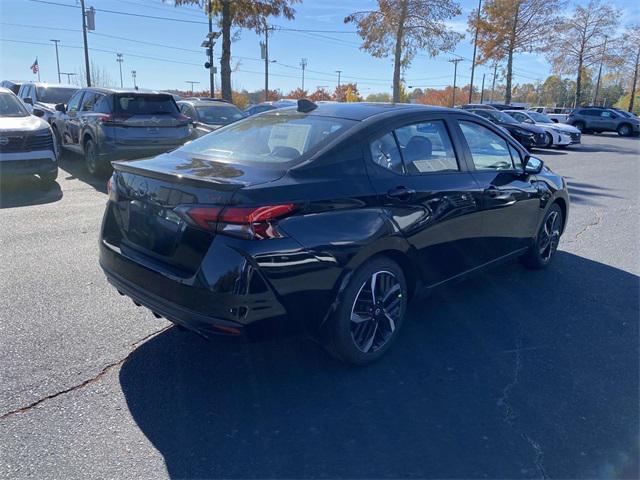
(179, 113), (356, 164)
(195, 105), (245, 125)
(36, 86), (77, 104)
(115, 94), (178, 115)
(0, 92), (29, 117)
(528, 112), (553, 123)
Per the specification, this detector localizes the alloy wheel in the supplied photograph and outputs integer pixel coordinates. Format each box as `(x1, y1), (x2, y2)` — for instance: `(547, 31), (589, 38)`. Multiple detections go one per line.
(538, 210), (561, 262)
(86, 141), (97, 174)
(545, 132), (553, 147)
(350, 270), (403, 353)
(619, 125), (630, 136)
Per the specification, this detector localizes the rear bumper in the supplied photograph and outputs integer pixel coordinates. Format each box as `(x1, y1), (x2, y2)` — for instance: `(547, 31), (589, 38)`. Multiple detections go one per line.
(0, 150), (57, 177)
(99, 141), (188, 162)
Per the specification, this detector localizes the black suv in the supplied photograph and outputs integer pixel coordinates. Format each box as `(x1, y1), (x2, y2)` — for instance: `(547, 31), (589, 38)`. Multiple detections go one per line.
(567, 108), (640, 136)
(51, 88), (192, 176)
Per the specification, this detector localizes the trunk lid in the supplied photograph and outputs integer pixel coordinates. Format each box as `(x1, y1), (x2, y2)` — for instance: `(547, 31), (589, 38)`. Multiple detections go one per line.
(105, 152), (285, 277)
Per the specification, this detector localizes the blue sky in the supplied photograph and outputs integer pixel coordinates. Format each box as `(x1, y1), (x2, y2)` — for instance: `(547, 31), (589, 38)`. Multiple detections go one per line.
(1, 0), (638, 95)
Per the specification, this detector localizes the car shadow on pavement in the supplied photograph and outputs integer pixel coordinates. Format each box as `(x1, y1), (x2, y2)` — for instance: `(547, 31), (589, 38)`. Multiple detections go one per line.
(0, 177), (62, 209)
(119, 252), (639, 479)
(59, 154), (109, 194)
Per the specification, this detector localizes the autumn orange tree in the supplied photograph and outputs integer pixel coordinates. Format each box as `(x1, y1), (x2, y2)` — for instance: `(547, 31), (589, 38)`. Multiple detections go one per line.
(469, 0), (562, 104)
(345, 0), (462, 103)
(545, 0), (620, 107)
(285, 88), (308, 99)
(334, 83), (361, 102)
(173, 0), (299, 102)
(308, 87), (331, 101)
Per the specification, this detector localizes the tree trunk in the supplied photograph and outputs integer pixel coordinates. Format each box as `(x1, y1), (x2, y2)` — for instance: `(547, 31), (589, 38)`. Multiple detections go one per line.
(575, 57), (583, 107)
(629, 46), (640, 112)
(220, 0), (232, 102)
(392, 1), (408, 103)
(505, 1), (520, 105)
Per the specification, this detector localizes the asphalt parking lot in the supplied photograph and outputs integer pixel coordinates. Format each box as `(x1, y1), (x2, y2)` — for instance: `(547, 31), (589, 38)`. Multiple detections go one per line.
(1, 133), (638, 479)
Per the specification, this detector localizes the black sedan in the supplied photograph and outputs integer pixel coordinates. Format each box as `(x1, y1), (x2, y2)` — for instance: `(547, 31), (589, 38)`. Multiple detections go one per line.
(99, 100), (569, 364)
(467, 108), (548, 149)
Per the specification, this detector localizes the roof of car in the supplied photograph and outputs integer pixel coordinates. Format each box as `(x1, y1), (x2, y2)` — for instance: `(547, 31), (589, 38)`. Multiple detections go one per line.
(178, 100), (240, 108)
(0, 87), (14, 94)
(81, 87), (172, 95)
(22, 82), (78, 88)
(267, 102), (458, 121)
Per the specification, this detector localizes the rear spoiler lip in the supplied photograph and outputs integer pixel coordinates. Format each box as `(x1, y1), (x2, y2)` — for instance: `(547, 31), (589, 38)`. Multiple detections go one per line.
(112, 160), (248, 191)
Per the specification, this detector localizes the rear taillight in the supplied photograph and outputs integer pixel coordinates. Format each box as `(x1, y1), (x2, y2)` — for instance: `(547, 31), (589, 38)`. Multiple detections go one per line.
(98, 114), (132, 124)
(177, 204), (296, 239)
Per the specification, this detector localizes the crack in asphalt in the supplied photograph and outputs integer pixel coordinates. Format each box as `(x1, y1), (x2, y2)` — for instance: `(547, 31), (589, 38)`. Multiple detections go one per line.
(522, 433), (550, 479)
(0, 325), (172, 421)
(567, 209), (602, 243)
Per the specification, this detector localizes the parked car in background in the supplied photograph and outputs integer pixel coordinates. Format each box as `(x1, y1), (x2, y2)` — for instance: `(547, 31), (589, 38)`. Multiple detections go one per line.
(528, 106), (573, 123)
(51, 87), (192, 177)
(567, 108), (640, 136)
(100, 100), (568, 365)
(466, 108), (548, 149)
(458, 103), (498, 111)
(0, 80), (25, 95)
(505, 110), (581, 147)
(17, 82), (78, 123)
(244, 99), (297, 116)
(0, 87), (57, 186)
(177, 99), (245, 137)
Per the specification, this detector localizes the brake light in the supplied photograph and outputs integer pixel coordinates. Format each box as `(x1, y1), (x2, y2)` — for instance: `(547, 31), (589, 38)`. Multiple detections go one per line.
(178, 204), (296, 239)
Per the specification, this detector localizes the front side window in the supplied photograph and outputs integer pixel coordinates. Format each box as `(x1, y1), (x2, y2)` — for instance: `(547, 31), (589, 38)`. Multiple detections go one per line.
(66, 91), (84, 113)
(179, 113), (355, 165)
(369, 133), (404, 174)
(395, 121), (458, 173)
(459, 121), (515, 171)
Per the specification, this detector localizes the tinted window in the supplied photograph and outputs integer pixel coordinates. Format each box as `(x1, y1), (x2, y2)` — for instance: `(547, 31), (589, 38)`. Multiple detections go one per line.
(459, 121), (515, 171)
(395, 121), (458, 173)
(369, 133), (404, 174)
(81, 92), (104, 111)
(180, 104), (196, 120)
(195, 105), (245, 125)
(66, 91), (84, 113)
(510, 112), (527, 122)
(600, 111), (614, 118)
(180, 113), (355, 165)
(115, 94), (178, 115)
(93, 95), (111, 113)
(0, 92), (29, 117)
(36, 86), (77, 104)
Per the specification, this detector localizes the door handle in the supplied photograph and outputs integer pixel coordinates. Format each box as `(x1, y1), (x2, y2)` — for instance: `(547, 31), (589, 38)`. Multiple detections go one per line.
(387, 186), (415, 200)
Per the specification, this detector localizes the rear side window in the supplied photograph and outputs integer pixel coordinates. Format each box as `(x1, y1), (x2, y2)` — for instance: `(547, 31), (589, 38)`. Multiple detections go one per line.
(394, 121), (458, 173)
(93, 95), (112, 113)
(369, 133), (404, 174)
(601, 111), (614, 118)
(81, 92), (104, 112)
(66, 91), (84, 113)
(459, 121), (515, 171)
(115, 94), (178, 115)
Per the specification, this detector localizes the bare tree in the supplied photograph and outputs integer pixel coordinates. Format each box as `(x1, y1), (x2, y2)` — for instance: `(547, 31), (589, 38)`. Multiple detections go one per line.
(546, 0), (620, 106)
(345, 0), (462, 103)
(469, 0), (563, 104)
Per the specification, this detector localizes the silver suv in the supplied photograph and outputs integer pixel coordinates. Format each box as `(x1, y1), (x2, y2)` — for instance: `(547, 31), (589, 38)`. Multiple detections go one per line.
(567, 108), (640, 137)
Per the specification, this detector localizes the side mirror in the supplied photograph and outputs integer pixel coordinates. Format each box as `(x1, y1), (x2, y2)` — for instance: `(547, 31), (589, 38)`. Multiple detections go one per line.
(33, 109), (44, 117)
(55, 103), (66, 113)
(23, 97), (33, 105)
(524, 156), (544, 174)
(551, 118), (558, 123)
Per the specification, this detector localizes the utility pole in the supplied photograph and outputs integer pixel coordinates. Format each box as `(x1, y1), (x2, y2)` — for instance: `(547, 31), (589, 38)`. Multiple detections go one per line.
(479, 73), (486, 104)
(490, 62), (498, 101)
(131, 70), (137, 89)
(317, 85), (328, 101)
(207, 0), (215, 97)
(80, 0), (92, 87)
(300, 58), (307, 91)
(186, 80), (199, 95)
(629, 44), (640, 112)
(335, 70), (342, 101)
(469, 0), (482, 104)
(116, 53), (124, 88)
(50, 39), (61, 83)
(448, 58), (463, 107)
(260, 21), (274, 102)
(60, 72), (77, 83)
(592, 36), (608, 106)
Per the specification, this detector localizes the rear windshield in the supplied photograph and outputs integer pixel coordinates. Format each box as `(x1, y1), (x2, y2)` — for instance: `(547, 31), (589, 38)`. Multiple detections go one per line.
(115, 94), (178, 115)
(195, 105), (245, 125)
(179, 113), (356, 164)
(0, 92), (29, 117)
(36, 86), (77, 104)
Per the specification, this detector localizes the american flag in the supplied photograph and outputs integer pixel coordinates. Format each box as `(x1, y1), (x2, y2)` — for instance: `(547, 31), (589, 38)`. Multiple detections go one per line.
(30, 58), (39, 74)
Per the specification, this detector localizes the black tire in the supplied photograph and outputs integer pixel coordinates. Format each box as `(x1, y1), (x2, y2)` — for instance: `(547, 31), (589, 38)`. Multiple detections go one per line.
(617, 123), (632, 137)
(544, 132), (553, 147)
(521, 203), (564, 270)
(51, 125), (64, 161)
(326, 257), (408, 365)
(84, 138), (110, 177)
(39, 170), (58, 187)
(574, 121), (585, 132)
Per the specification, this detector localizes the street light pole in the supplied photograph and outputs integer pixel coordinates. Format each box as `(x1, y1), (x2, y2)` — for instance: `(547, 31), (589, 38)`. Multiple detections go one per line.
(448, 58), (463, 107)
(80, 0), (91, 86)
(60, 72), (78, 83)
(131, 70), (137, 89)
(335, 70), (342, 101)
(186, 81), (199, 95)
(116, 53), (124, 88)
(592, 36), (608, 106)
(50, 39), (61, 83)
(490, 62), (498, 101)
(300, 58), (307, 91)
(479, 73), (486, 104)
